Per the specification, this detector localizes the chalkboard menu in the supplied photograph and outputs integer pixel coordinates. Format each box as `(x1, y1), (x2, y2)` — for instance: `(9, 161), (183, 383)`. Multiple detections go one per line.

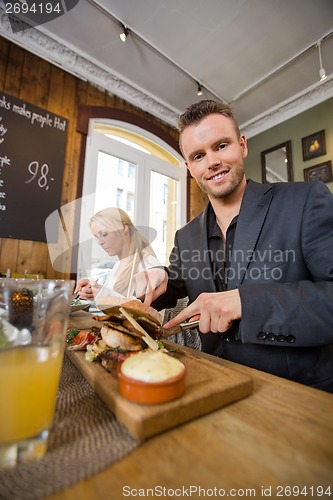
(0, 92), (68, 242)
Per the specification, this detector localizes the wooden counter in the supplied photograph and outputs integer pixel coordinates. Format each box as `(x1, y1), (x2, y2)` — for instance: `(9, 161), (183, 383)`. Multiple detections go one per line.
(48, 344), (333, 499)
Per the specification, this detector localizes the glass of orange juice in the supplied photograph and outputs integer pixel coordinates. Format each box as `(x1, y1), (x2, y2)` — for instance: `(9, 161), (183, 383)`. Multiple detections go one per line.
(0, 278), (74, 468)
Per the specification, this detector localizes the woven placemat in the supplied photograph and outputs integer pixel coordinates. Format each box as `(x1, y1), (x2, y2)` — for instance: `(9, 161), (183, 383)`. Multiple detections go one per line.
(0, 353), (141, 500)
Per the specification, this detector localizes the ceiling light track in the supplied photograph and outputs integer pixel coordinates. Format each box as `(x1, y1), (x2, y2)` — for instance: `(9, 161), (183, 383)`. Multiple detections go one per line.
(88, 0), (227, 103)
(231, 29), (333, 103)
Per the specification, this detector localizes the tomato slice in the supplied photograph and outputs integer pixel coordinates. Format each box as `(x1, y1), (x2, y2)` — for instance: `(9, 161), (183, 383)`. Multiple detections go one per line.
(69, 330), (96, 350)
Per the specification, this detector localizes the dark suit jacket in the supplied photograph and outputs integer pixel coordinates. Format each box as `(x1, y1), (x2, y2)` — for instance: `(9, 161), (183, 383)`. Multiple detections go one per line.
(154, 180), (333, 391)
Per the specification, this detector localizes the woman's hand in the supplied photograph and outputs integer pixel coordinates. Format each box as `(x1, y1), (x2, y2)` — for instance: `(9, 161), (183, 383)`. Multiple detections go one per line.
(74, 278), (101, 301)
(163, 289), (242, 333)
(133, 268), (168, 305)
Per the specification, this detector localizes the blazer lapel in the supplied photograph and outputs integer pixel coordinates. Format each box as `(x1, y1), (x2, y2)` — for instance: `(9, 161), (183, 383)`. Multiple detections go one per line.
(227, 180), (273, 289)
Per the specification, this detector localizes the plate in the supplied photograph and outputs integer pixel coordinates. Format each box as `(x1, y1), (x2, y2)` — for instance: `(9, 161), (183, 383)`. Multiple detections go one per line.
(70, 300), (91, 313)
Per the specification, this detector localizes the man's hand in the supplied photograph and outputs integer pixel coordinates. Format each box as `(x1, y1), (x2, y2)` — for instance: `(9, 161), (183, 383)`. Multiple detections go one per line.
(133, 268), (168, 305)
(163, 289), (242, 333)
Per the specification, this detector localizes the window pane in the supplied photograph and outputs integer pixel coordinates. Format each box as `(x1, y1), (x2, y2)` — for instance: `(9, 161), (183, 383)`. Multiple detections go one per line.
(126, 192), (134, 212)
(128, 163), (136, 178)
(150, 171), (179, 265)
(95, 151), (136, 219)
(91, 151), (137, 282)
(116, 188), (123, 207)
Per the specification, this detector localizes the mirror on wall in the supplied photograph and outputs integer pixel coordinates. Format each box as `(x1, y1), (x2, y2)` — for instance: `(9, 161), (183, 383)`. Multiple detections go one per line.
(261, 141), (293, 183)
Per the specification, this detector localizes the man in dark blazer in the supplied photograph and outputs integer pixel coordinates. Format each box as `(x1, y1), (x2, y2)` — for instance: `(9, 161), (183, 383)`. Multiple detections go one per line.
(137, 100), (333, 392)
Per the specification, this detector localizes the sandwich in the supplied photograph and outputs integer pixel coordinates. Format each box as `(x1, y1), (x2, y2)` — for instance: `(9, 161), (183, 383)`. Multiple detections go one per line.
(87, 300), (163, 372)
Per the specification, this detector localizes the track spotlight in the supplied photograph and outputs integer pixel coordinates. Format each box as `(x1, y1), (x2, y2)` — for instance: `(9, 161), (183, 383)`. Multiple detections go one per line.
(197, 83), (203, 96)
(317, 40), (327, 82)
(120, 25), (129, 42)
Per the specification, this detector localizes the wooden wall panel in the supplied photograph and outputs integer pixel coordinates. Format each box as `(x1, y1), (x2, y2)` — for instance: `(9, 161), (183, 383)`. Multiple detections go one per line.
(61, 73), (78, 203)
(0, 239), (19, 275)
(0, 38), (187, 280)
(0, 38), (9, 89)
(16, 240), (33, 272)
(4, 43), (24, 96)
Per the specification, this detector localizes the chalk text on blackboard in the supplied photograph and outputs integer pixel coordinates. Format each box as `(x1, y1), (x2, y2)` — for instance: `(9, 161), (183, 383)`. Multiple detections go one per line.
(25, 161), (54, 191)
(1, 94), (67, 131)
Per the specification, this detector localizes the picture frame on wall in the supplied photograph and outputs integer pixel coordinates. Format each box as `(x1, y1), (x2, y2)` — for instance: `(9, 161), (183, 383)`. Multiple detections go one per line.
(302, 130), (326, 161)
(303, 161), (332, 184)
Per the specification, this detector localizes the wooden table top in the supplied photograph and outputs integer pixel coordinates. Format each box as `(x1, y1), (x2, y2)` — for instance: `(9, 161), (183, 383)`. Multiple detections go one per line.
(49, 341), (333, 499)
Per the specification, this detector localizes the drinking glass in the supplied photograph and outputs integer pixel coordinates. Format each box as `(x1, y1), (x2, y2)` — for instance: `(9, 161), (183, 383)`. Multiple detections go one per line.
(0, 278), (75, 468)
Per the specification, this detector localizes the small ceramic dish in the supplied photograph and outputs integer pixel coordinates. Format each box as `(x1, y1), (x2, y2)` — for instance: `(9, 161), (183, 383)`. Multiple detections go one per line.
(118, 351), (186, 404)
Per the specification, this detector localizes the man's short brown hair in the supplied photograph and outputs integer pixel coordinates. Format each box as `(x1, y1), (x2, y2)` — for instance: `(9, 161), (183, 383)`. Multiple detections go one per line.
(178, 100), (240, 138)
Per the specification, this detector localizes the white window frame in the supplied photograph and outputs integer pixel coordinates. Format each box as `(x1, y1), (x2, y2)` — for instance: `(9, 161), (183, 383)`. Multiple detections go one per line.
(77, 119), (186, 278)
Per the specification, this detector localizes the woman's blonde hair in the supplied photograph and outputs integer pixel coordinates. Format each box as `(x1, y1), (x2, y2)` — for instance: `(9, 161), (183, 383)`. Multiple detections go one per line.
(89, 207), (156, 296)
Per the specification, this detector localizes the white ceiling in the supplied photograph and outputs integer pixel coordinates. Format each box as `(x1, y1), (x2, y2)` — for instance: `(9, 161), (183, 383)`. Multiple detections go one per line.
(1, 0), (333, 136)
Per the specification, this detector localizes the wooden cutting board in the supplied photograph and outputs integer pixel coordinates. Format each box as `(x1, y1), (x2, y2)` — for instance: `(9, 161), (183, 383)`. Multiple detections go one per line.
(66, 342), (253, 440)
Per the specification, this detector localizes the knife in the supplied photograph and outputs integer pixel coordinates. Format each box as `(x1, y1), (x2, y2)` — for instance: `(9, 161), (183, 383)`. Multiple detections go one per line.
(160, 320), (200, 338)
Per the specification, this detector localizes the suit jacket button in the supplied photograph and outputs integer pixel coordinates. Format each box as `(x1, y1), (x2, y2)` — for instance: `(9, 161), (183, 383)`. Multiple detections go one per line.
(257, 331), (267, 340)
(267, 333), (276, 341)
(277, 334), (285, 342)
(286, 335), (296, 343)
(222, 334), (232, 343)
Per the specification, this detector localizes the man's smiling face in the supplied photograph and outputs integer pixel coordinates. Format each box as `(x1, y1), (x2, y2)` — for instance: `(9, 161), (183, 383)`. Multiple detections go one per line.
(180, 113), (248, 200)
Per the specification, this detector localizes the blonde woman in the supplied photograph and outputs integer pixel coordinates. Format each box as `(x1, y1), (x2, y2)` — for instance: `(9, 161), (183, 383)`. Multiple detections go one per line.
(74, 207), (161, 304)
